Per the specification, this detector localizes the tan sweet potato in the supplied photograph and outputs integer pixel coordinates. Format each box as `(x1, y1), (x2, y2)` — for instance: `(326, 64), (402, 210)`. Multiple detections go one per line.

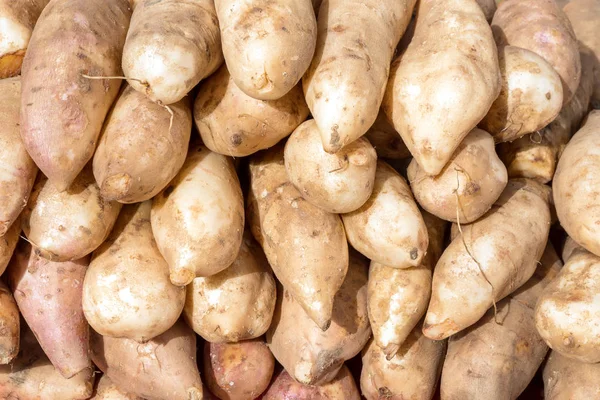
(194, 65), (309, 157)
(183, 232), (276, 342)
(248, 145), (348, 330)
(216, 0), (316, 101)
(424, 179), (551, 340)
(82, 202), (185, 342)
(263, 365), (361, 400)
(408, 128), (508, 223)
(441, 243), (562, 400)
(0, 0), (49, 77)
(91, 319), (203, 400)
(203, 339), (275, 400)
(543, 350), (600, 399)
(284, 119), (377, 213)
(0, 326), (94, 400)
(361, 324), (447, 400)
(0, 217), (20, 276)
(383, 0), (501, 176)
(480, 46), (563, 142)
(364, 110), (411, 159)
(0, 281), (19, 364)
(267, 252), (370, 386)
(342, 160), (428, 269)
(151, 144), (244, 285)
(368, 211), (446, 359)
(0, 77), (37, 236)
(8, 242), (90, 378)
(123, 0), (223, 105)
(553, 111), (600, 256)
(492, 0), (581, 105)
(20, 0), (131, 191)
(91, 375), (143, 400)
(21, 165), (122, 262)
(93, 85), (192, 204)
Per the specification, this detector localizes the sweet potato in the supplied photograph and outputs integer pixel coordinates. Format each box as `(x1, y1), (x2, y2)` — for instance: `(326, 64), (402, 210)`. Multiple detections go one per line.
(20, 0), (131, 191)
(203, 339), (275, 400)
(383, 0), (501, 176)
(183, 233), (276, 342)
(303, 0), (416, 153)
(263, 365), (361, 400)
(0, 281), (19, 364)
(0, 326), (94, 400)
(0, 77), (37, 236)
(151, 144), (244, 285)
(480, 46), (563, 142)
(8, 242), (89, 378)
(92, 375), (142, 400)
(543, 350), (600, 399)
(368, 211), (446, 360)
(492, 0), (581, 105)
(408, 128), (508, 223)
(123, 0), (222, 105)
(424, 179), (551, 340)
(93, 85), (192, 204)
(0, 217), (20, 276)
(21, 165), (122, 262)
(216, 0), (316, 101)
(0, 0), (49, 77)
(194, 65), (309, 157)
(267, 252), (370, 386)
(342, 160), (428, 268)
(553, 111), (600, 256)
(361, 324), (447, 400)
(284, 119), (377, 213)
(82, 202), (185, 342)
(248, 145), (348, 330)
(441, 243), (562, 400)
(364, 110), (411, 159)
(91, 319), (203, 400)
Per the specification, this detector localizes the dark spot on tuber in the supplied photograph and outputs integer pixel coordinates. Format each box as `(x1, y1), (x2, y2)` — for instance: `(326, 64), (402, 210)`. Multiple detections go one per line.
(546, 92), (551, 100)
(230, 134), (243, 147)
(410, 248), (418, 260)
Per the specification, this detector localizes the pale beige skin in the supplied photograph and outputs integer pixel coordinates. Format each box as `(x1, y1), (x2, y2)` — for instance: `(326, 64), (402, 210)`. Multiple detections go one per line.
(0, 77), (37, 236)
(342, 160), (428, 269)
(21, 165), (122, 262)
(424, 179), (551, 340)
(82, 202), (185, 342)
(364, 110), (411, 159)
(263, 365), (361, 400)
(0, 326), (94, 400)
(123, 0), (223, 105)
(544, 350), (600, 399)
(93, 85), (192, 204)
(216, 0), (316, 101)
(0, 216), (20, 276)
(267, 253), (370, 386)
(203, 339), (275, 400)
(0, 0), (49, 77)
(248, 145), (348, 330)
(492, 0), (581, 106)
(535, 246), (600, 363)
(564, 0), (600, 108)
(91, 320), (203, 400)
(498, 50), (595, 183)
(476, 0), (497, 22)
(408, 128), (508, 223)
(284, 119), (377, 213)
(20, 0), (130, 192)
(383, 0), (501, 176)
(441, 243), (562, 400)
(194, 65), (309, 157)
(0, 281), (18, 365)
(361, 326), (447, 400)
(480, 46), (563, 142)
(553, 111), (600, 256)
(91, 375), (143, 400)
(8, 243), (90, 378)
(183, 233), (276, 342)
(151, 144), (244, 285)
(303, 0), (416, 154)
(368, 212), (446, 360)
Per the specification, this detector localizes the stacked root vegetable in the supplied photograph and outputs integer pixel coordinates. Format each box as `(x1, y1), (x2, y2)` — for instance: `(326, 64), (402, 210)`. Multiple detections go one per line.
(0, 0), (599, 398)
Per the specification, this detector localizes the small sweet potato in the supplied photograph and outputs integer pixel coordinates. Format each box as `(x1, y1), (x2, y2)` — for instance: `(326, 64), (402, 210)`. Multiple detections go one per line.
(0, 281), (19, 364)
(364, 110), (411, 159)
(92, 375), (142, 400)
(543, 350), (600, 399)
(203, 339), (275, 400)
